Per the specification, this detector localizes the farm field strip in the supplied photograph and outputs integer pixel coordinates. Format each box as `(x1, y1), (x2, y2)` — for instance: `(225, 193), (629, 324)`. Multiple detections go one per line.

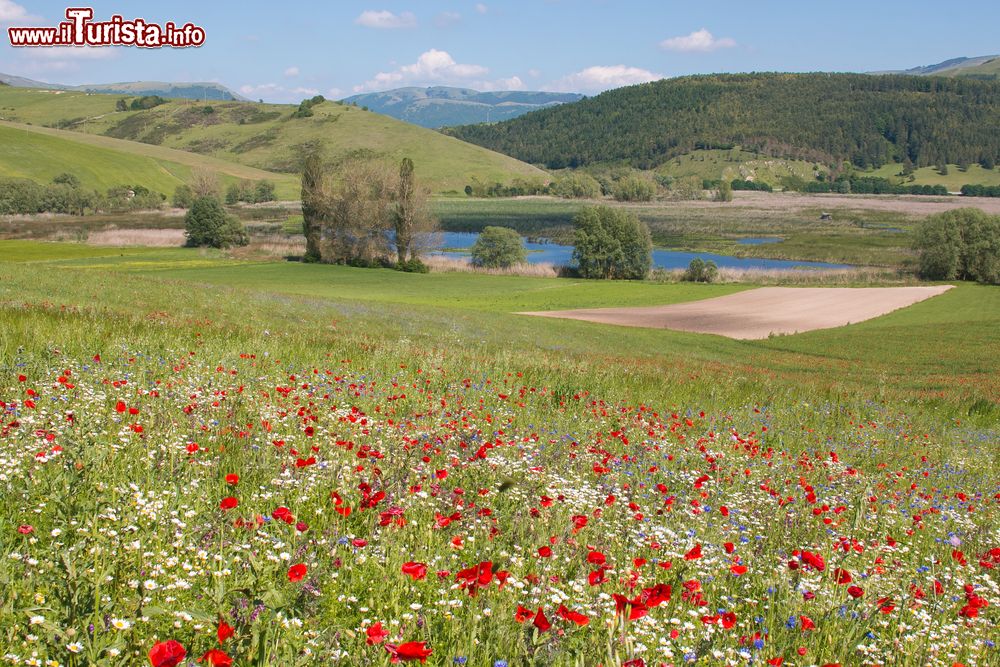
(521, 286), (955, 339)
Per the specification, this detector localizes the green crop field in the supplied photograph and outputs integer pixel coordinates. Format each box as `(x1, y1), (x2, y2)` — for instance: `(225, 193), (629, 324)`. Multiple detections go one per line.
(0, 87), (546, 193)
(0, 240), (997, 667)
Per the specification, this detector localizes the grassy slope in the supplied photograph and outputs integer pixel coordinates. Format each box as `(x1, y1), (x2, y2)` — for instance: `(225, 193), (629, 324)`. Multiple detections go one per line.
(0, 87), (547, 193)
(2, 240), (996, 405)
(654, 149), (826, 185)
(868, 162), (1000, 190)
(0, 121), (300, 197)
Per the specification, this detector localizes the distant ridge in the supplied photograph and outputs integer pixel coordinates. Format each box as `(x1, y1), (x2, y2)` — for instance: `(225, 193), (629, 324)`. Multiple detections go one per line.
(342, 86), (584, 128)
(871, 55), (1000, 79)
(0, 72), (248, 101)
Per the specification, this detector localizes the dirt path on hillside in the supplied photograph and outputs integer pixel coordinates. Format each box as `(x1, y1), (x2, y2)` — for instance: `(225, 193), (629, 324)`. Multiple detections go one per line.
(520, 286), (954, 339)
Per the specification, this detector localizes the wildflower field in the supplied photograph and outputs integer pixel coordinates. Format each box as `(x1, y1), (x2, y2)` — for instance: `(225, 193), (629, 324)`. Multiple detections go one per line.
(0, 244), (998, 667)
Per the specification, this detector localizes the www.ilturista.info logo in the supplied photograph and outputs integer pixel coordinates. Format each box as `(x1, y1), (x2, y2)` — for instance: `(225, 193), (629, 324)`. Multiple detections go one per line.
(7, 7), (205, 48)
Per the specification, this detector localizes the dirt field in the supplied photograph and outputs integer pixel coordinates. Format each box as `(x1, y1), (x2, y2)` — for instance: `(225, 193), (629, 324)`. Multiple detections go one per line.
(521, 286), (954, 339)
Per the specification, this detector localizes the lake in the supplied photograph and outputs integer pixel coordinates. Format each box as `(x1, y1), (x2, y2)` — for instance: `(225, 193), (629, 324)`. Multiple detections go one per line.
(432, 232), (853, 271)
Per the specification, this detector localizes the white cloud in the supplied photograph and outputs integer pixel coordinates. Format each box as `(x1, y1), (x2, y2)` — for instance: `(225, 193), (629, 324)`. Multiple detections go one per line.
(355, 10), (417, 29)
(475, 3), (488, 14)
(355, 48), (512, 92)
(435, 11), (461, 27)
(11, 45), (120, 72)
(239, 83), (320, 103)
(550, 65), (662, 93)
(0, 0), (36, 23)
(659, 28), (736, 53)
(284, 66), (300, 77)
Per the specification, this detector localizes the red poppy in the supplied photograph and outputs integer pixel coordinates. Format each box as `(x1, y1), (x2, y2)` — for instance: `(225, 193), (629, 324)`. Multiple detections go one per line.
(402, 561), (428, 581)
(533, 607), (551, 632)
(557, 604), (589, 626)
(366, 621), (389, 645)
(287, 563), (307, 582)
(385, 641), (433, 663)
(800, 615), (815, 631)
(514, 605), (534, 623)
(197, 649), (232, 667)
(115, 401), (127, 413)
(833, 568), (852, 584)
(149, 640), (186, 667)
(17, 525), (33, 535)
(216, 620), (235, 644)
(587, 550), (606, 566)
(684, 543), (702, 560)
(847, 585), (864, 599)
(538, 546), (552, 558)
(225, 474), (239, 485)
(219, 497), (238, 511)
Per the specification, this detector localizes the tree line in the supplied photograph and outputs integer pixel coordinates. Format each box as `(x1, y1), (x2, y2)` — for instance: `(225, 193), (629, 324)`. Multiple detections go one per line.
(446, 73), (1000, 172)
(0, 174), (164, 215)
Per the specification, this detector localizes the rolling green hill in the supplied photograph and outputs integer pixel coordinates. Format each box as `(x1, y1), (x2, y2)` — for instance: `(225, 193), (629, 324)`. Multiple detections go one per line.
(0, 87), (547, 193)
(446, 73), (1000, 173)
(0, 121), (300, 198)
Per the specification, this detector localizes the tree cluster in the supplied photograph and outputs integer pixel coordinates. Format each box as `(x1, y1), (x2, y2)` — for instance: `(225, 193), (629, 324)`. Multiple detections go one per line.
(301, 153), (438, 270)
(914, 208), (1000, 284)
(572, 206), (652, 280)
(447, 74), (1000, 171)
(291, 95), (326, 119)
(0, 175), (164, 215)
(225, 179), (276, 205)
(960, 184), (1000, 197)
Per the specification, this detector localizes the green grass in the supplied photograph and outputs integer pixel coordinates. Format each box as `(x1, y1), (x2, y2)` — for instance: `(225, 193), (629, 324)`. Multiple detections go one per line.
(867, 162), (1000, 191)
(0, 121), (300, 198)
(5, 240), (997, 404)
(0, 87), (547, 193)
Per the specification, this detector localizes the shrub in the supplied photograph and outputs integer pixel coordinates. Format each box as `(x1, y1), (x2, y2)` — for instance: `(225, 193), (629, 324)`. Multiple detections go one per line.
(471, 226), (526, 268)
(551, 172), (602, 199)
(572, 206), (652, 280)
(611, 175), (654, 202)
(396, 258), (430, 273)
(714, 180), (733, 202)
(184, 196), (249, 248)
(224, 183), (241, 205)
(172, 184), (195, 209)
(682, 257), (719, 283)
(914, 208), (1000, 284)
(52, 173), (80, 188)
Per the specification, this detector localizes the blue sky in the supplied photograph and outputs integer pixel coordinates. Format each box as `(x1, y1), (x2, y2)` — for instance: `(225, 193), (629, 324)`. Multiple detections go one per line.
(1, 0), (999, 102)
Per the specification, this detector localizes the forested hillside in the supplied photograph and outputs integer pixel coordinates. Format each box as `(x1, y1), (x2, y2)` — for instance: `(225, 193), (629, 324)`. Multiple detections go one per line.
(446, 73), (1000, 171)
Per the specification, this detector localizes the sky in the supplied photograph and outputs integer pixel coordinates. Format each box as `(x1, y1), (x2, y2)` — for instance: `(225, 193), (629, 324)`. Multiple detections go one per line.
(1, 0), (999, 102)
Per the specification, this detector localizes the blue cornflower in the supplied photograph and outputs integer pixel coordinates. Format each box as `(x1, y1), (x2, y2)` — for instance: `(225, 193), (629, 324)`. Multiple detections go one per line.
(454, 658), (468, 665)
(494, 661), (508, 667)
(753, 638), (765, 650)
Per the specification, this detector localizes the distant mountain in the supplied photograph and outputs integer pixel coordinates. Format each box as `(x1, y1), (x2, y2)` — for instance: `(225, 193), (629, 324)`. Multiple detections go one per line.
(0, 72), (248, 101)
(341, 86), (584, 128)
(872, 55), (1000, 79)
